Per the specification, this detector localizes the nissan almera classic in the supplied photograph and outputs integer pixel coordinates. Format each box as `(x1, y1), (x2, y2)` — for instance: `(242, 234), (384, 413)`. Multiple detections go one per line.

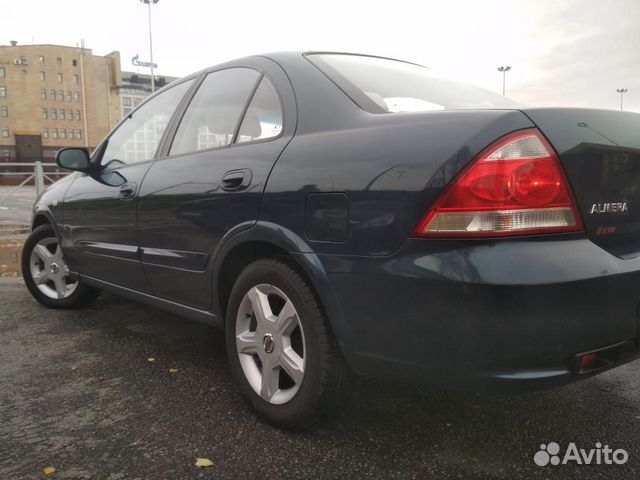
(23, 52), (640, 430)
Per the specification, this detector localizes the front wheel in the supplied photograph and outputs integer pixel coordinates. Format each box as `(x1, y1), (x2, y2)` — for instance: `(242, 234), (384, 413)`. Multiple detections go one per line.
(22, 225), (101, 309)
(225, 258), (351, 430)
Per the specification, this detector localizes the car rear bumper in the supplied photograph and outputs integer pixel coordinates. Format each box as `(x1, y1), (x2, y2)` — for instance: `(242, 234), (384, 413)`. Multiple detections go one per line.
(315, 235), (640, 391)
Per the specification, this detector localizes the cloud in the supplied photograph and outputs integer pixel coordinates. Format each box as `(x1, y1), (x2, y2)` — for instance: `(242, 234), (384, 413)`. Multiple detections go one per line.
(511, 0), (640, 111)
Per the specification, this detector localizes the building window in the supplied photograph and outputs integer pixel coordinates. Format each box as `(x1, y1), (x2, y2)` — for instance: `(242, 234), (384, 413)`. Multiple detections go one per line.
(39, 71), (45, 81)
(0, 106), (7, 118)
(38, 55), (45, 63)
(41, 89), (47, 100)
(59, 109), (65, 120)
(0, 67), (4, 78)
(51, 108), (57, 120)
(52, 129), (58, 139)
(43, 128), (49, 139)
(42, 108), (48, 120)
(51, 89), (56, 101)
(66, 91), (72, 102)
(74, 110), (81, 121)
(68, 109), (73, 120)
(74, 91), (80, 102)
(73, 74), (79, 84)
(76, 129), (82, 140)
(69, 130), (75, 139)
(1, 127), (8, 138)
(0, 87), (6, 98)
(57, 73), (63, 83)
(60, 129), (66, 139)
(58, 90), (64, 101)
(72, 59), (78, 67)
(57, 57), (62, 65)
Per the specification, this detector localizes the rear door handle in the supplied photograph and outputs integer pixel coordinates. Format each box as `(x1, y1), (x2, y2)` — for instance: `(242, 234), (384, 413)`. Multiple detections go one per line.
(222, 169), (252, 191)
(119, 182), (137, 200)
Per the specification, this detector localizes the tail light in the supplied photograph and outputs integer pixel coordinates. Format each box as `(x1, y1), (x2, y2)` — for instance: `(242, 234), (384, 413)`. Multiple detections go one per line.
(414, 129), (584, 237)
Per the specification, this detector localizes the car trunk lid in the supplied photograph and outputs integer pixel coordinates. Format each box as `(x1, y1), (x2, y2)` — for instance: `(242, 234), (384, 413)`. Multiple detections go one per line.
(523, 108), (640, 259)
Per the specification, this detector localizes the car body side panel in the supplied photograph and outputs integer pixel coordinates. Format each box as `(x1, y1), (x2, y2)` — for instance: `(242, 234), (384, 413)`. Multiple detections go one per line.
(261, 109), (534, 256)
(137, 57), (298, 310)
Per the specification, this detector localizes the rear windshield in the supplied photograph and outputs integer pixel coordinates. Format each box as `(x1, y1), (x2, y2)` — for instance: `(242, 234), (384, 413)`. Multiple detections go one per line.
(307, 53), (522, 113)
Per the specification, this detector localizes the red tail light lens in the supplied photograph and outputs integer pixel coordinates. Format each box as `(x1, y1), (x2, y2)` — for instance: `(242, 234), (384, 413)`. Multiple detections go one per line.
(415, 129), (583, 237)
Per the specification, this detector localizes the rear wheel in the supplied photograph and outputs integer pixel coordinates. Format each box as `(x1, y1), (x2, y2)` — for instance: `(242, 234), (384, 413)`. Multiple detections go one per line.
(22, 225), (101, 309)
(225, 258), (351, 430)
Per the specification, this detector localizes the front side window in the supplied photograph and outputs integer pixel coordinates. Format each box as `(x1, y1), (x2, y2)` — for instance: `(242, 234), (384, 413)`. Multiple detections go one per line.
(100, 79), (194, 168)
(170, 68), (260, 155)
(236, 77), (283, 143)
(307, 53), (521, 113)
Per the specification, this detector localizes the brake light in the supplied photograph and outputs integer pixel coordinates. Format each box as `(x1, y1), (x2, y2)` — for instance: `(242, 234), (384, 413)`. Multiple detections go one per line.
(414, 129), (583, 237)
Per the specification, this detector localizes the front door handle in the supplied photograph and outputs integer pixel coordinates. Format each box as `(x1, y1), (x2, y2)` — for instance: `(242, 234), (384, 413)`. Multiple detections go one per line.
(119, 182), (137, 200)
(222, 169), (252, 191)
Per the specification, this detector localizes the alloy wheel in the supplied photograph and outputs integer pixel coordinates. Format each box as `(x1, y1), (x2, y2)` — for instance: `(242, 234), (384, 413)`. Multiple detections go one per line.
(235, 284), (306, 405)
(29, 237), (78, 300)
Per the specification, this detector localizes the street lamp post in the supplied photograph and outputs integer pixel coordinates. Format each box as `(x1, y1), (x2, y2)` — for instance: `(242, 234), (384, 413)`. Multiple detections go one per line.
(616, 88), (628, 111)
(497, 66), (511, 96)
(140, 0), (159, 93)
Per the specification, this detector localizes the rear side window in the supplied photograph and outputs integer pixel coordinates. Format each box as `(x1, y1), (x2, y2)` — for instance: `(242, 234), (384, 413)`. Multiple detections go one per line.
(307, 53), (521, 113)
(236, 77), (283, 143)
(170, 68), (260, 155)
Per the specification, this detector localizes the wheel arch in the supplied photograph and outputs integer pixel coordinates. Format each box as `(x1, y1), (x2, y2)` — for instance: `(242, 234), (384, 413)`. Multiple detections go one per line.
(31, 208), (63, 236)
(212, 222), (352, 358)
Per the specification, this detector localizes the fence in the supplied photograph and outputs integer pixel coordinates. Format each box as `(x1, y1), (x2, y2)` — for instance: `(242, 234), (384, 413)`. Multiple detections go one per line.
(0, 161), (69, 237)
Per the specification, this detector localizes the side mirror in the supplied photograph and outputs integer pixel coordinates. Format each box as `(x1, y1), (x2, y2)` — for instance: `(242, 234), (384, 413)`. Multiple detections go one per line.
(56, 148), (91, 172)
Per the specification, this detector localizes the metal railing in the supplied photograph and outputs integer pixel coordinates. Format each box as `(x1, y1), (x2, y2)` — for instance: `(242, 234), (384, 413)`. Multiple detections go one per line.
(0, 161), (70, 237)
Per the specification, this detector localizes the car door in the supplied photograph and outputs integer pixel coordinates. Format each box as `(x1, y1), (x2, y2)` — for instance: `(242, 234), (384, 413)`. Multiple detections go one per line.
(137, 59), (296, 310)
(61, 78), (195, 291)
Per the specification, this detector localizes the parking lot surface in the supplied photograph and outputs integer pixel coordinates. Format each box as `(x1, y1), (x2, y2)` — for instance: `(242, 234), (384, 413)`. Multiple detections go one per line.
(1, 277), (640, 479)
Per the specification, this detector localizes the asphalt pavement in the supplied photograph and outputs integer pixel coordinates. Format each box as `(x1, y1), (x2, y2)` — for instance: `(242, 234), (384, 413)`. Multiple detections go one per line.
(0, 185), (36, 226)
(1, 277), (640, 479)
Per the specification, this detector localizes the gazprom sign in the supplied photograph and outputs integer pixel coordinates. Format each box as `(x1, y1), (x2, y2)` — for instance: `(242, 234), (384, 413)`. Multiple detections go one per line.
(132, 54), (157, 69)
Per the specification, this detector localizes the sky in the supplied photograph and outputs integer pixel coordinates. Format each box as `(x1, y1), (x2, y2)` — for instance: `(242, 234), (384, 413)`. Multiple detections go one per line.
(3, 0), (639, 112)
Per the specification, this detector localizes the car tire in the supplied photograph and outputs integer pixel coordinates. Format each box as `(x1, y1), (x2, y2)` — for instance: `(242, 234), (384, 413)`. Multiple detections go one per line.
(22, 225), (101, 309)
(225, 258), (352, 431)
